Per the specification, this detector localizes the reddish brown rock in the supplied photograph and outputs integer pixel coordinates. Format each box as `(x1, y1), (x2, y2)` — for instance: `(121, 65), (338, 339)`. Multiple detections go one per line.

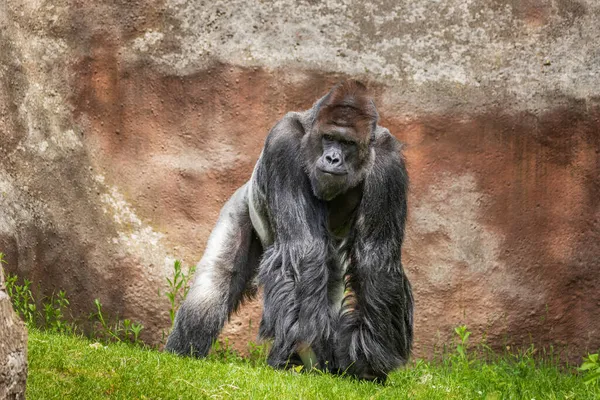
(0, 265), (28, 400)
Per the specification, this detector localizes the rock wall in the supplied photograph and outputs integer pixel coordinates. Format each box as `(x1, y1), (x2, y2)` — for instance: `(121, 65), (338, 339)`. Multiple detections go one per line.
(0, 266), (28, 399)
(0, 0), (598, 358)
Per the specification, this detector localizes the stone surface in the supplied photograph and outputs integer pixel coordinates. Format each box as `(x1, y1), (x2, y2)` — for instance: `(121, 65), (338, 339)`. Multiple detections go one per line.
(0, 0), (598, 359)
(0, 266), (28, 399)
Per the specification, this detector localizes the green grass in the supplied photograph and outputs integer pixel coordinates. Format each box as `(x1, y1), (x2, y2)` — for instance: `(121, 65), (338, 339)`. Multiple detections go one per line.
(27, 330), (597, 399)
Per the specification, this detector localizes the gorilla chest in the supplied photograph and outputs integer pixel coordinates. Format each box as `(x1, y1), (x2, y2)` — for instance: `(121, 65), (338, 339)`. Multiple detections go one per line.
(248, 175), (362, 246)
(326, 184), (362, 239)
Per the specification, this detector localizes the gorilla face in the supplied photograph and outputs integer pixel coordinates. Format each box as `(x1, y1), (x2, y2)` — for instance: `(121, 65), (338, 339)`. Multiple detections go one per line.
(304, 121), (372, 201)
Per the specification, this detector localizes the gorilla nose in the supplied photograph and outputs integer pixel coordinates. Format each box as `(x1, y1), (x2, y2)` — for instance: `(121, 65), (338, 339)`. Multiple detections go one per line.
(325, 153), (341, 166)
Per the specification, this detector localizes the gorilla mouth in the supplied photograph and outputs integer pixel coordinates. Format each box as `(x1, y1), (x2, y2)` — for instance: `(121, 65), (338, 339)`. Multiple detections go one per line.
(317, 167), (347, 176)
(311, 169), (349, 201)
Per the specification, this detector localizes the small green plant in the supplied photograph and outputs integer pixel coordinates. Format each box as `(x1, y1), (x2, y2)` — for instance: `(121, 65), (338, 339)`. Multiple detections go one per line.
(165, 259), (196, 326)
(91, 298), (120, 342)
(122, 319), (144, 344)
(579, 353), (600, 385)
(455, 325), (471, 360)
(90, 298), (144, 345)
(209, 338), (242, 362)
(42, 290), (74, 334)
(247, 341), (269, 366)
(5, 274), (37, 326)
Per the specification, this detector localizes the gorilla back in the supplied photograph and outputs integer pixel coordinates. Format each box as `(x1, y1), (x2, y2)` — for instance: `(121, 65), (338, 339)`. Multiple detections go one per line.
(165, 81), (413, 382)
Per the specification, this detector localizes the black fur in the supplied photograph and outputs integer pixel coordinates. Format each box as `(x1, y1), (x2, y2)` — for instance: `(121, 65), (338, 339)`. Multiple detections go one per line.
(165, 81), (413, 382)
(336, 131), (412, 381)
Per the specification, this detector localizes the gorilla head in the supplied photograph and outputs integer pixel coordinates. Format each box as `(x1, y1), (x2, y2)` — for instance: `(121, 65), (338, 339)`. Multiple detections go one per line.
(302, 80), (379, 201)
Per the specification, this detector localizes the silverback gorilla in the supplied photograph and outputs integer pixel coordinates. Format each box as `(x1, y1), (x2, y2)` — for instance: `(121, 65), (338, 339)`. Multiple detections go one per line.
(165, 80), (413, 382)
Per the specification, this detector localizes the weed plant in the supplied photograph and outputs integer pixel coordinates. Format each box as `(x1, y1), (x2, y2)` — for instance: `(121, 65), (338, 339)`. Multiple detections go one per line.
(3, 258), (195, 346)
(2, 253), (145, 345)
(164, 259), (196, 326)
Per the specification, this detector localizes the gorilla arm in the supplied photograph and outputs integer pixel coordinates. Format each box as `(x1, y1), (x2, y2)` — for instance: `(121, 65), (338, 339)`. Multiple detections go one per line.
(337, 129), (414, 381)
(165, 183), (262, 357)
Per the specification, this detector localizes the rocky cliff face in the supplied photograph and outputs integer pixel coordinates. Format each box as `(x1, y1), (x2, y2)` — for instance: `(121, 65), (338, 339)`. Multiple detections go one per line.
(0, 267), (28, 400)
(0, 0), (598, 358)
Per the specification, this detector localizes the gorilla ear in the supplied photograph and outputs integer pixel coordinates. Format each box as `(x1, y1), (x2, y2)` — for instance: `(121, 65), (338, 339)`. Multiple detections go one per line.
(316, 80), (379, 136)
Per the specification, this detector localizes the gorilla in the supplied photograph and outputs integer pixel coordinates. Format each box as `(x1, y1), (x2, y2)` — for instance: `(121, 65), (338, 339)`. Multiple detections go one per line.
(165, 80), (413, 382)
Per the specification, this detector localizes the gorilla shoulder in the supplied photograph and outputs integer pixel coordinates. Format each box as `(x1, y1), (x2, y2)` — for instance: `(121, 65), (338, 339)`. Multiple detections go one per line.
(263, 112), (308, 149)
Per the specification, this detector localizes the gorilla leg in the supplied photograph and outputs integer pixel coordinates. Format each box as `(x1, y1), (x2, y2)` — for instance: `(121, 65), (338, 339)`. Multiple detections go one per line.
(165, 183), (262, 357)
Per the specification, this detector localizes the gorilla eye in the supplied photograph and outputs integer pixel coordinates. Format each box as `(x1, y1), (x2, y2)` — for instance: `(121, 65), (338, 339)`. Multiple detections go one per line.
(322, 134), (335, 142)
